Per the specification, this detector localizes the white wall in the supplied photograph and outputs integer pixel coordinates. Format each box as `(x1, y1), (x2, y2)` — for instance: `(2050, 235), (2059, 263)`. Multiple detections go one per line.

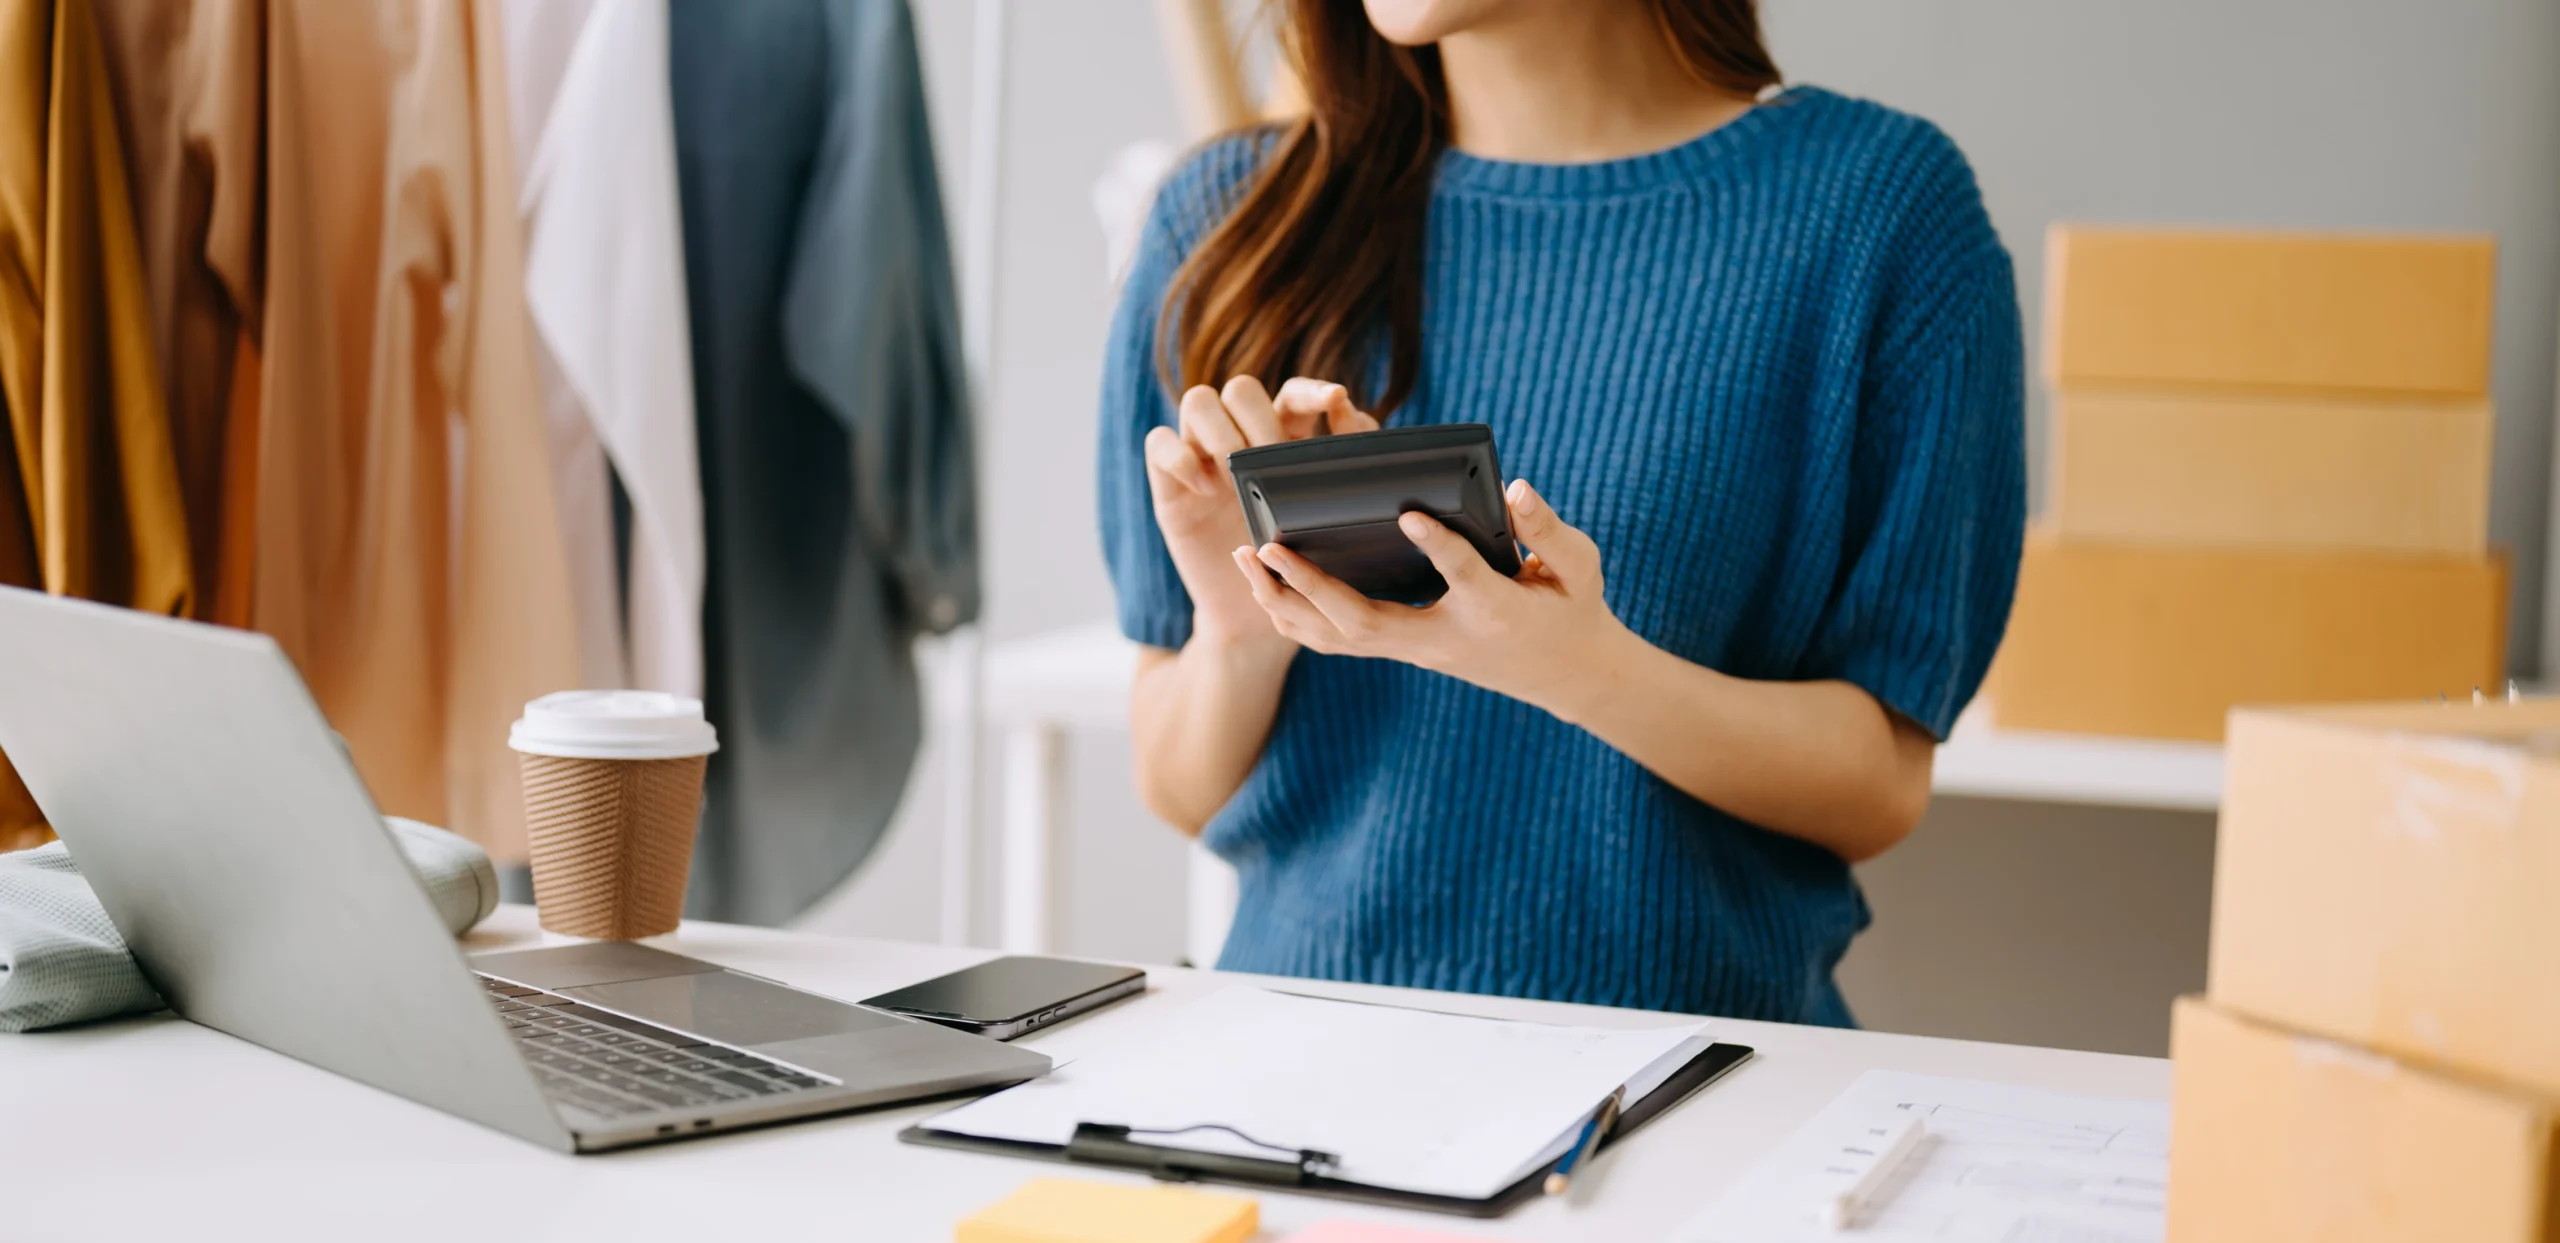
(803, 0), (2560, 1055)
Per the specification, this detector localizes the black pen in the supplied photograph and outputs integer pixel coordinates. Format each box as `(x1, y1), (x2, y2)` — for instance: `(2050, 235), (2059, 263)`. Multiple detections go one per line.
(1067, 1122), (1336, 1187)
(1544, 1086), (1624, 1196)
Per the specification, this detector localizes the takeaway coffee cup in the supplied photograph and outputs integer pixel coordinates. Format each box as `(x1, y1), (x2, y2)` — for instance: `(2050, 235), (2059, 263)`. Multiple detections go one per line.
(508, 690), (719, 939)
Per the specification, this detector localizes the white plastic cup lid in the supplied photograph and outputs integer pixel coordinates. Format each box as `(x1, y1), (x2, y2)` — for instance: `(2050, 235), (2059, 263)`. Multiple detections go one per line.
(509, 690), (719, 760)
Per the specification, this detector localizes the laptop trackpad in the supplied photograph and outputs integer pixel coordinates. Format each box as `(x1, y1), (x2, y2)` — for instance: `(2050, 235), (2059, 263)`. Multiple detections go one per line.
(563, 970), (906, 1049)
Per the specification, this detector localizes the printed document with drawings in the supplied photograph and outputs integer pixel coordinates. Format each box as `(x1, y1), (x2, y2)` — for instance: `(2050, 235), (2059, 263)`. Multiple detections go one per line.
(1679, 1071), (2168, 1243)
(917, 987), (1712, 1201)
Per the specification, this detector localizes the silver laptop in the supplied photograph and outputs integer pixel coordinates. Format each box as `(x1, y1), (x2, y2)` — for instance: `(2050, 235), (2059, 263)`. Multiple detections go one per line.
(0, 587), (1050, 1152)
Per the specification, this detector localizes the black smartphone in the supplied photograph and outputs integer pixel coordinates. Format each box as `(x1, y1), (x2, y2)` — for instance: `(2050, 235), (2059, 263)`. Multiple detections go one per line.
(861, 957), (1146, 1041)
(1227, 423), (1523, 605)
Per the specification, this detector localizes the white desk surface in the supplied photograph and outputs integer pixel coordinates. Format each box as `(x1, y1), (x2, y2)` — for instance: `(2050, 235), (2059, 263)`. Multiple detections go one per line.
(0, 907), (2168, 1242)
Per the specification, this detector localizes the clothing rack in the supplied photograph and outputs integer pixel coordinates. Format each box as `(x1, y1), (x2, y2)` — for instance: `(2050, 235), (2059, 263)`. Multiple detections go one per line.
(944, 0), (1010, 947)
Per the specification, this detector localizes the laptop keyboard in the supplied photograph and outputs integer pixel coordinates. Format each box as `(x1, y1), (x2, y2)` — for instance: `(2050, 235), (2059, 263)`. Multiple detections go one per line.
(477, 973), (837, 1120)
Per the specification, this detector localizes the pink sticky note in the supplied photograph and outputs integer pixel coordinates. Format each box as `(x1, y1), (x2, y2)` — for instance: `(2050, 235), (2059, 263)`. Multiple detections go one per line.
(1282, 1223), (1494, 1243)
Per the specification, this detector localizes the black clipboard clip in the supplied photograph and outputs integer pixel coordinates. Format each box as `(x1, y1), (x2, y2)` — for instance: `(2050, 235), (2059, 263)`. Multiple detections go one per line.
(1066, 1122), (1339, 1187)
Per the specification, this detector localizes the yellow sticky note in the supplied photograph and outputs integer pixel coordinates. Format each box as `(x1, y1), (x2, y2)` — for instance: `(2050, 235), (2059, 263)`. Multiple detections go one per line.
(955, 1178), (1259, 1243)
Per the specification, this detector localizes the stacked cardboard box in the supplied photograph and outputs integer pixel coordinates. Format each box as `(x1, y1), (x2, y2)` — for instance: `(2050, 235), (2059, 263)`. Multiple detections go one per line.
(2168, 700), (2560, 1242)
(1988, 227), (2507, 741)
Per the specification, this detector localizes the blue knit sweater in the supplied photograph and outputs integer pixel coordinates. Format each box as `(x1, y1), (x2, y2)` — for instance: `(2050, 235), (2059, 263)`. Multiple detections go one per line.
(1096, 86), (2025, 1025)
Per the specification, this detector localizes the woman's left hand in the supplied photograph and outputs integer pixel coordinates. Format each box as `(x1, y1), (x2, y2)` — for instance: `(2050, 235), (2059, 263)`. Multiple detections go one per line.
(1228, 479), (1634, 721)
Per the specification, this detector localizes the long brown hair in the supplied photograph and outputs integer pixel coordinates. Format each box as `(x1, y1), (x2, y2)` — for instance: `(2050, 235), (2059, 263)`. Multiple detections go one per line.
(1160, 1), (1781, 418)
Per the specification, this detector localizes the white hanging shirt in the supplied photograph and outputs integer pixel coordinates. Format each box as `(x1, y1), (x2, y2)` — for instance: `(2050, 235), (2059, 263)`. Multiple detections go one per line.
(505, 0), (706, 697)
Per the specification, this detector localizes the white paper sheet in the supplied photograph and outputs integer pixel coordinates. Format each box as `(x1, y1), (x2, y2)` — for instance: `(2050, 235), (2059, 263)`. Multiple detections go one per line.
(919, 987), (1710, 1201)
(1679, 1071), (2168, 1243)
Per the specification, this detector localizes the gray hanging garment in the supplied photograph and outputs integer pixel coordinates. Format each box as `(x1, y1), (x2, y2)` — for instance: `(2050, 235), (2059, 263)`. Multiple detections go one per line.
(669, 0), (976, 925)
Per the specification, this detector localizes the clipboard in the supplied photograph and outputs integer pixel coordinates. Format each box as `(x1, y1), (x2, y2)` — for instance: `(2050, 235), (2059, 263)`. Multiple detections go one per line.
(900, 1040), (1755, 1219)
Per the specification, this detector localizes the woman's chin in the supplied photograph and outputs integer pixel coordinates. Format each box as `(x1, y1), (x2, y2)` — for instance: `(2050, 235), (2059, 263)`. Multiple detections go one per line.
(1359, 0), (1525, 46)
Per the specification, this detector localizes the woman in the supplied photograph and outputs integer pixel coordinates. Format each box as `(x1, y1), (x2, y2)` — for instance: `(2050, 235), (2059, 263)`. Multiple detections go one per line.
(1098, 0), (2023, 1025)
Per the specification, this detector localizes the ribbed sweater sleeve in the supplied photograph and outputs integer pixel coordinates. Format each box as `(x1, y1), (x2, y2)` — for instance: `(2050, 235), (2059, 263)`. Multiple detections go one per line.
(1809, 256), (2026, 738)
(1094, 134), (1269, 651)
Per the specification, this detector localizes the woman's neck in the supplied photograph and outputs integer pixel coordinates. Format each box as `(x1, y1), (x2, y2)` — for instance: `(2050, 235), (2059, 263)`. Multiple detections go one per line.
(1436, 4), (1755, 164)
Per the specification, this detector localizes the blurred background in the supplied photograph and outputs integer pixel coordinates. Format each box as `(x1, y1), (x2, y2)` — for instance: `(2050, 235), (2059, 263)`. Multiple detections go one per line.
(7, 0), (2555, 1061)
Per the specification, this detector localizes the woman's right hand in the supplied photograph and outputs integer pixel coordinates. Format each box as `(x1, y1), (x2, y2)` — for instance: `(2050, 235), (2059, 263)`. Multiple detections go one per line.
(1143, 375), (1378, 650)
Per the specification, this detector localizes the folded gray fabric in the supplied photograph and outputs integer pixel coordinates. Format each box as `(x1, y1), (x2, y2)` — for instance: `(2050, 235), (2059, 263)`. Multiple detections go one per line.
(382, 816), (503, 933)
(0, 817), (498, 1033)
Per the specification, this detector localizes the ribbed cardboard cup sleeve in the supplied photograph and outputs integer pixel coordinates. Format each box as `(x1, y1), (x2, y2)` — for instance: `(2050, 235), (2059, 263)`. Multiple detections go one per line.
(519, 753), (707, 939)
